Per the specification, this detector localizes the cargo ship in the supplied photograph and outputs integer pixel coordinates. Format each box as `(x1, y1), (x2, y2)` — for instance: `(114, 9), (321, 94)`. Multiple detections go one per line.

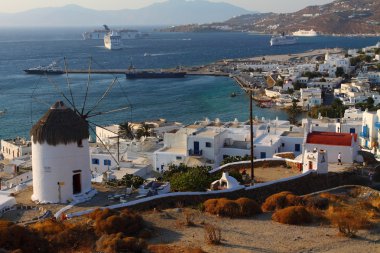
(126, 71), (186, 79)
(23, 61), (64, 75)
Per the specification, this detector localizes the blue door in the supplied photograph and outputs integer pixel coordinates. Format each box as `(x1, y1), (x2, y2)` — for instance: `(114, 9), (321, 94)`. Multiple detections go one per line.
(194, 141), (200, 155)
(349, 128), (355, 134)
(260, 152), (266, 159)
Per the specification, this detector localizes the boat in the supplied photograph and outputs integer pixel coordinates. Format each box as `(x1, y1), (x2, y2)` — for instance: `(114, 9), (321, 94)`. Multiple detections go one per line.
(230, 92), (237, 97)
(126, 70), (186, 79)
(144, 53), (152, 57)
(292, 29), (319, 37)
(270, 33), (297, 46)
(82, 25), (147, 40)
(104, 31), (123, 50)
(0, 109), (6, 116)
(23, 61), (64, 75)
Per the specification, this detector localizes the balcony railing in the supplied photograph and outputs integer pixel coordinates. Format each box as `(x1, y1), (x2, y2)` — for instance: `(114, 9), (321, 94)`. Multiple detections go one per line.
(188, 149), (203, 156)
(360, 132), (369, 138)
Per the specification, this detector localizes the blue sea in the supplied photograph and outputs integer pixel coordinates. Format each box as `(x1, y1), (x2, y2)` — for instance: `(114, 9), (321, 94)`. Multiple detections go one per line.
(0, 27), (379, 139)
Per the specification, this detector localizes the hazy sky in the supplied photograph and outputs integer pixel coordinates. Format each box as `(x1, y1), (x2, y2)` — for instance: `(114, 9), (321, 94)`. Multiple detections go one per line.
(0, 0), (334, 13)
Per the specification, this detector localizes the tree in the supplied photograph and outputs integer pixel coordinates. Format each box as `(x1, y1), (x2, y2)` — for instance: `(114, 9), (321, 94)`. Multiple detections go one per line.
(287, 99), (301, 125)
(118, 121), (134, 140)
(335, 67), (345, 77)
(135, 123), (152, 139)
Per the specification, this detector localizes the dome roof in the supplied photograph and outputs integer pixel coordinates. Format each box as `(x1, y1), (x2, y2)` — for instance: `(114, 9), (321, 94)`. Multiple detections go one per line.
(30, 101), (89, 146)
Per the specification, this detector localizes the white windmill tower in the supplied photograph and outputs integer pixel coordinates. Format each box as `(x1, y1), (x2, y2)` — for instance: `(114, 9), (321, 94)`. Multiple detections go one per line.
(30, 58), (131, 203)
(31, 101), (93, 203)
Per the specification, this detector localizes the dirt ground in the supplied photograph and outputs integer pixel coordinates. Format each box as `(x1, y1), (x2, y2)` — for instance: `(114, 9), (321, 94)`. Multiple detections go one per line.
(143, 208), (380, 253)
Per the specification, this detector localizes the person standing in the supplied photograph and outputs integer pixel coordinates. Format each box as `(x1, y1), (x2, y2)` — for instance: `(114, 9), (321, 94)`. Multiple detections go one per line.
(338, 152), (342, 165)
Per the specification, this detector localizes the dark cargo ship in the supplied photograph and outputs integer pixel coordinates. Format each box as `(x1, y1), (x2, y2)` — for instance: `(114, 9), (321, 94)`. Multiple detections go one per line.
(24, 61), (64, 75)
(125, 71), (186, 79)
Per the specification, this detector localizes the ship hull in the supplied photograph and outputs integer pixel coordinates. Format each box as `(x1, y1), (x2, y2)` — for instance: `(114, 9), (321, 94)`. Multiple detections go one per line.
(23, 70), (64, 75)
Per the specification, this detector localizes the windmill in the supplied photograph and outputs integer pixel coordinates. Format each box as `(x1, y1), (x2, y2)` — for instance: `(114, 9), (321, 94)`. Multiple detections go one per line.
(30, 58), (134, 203)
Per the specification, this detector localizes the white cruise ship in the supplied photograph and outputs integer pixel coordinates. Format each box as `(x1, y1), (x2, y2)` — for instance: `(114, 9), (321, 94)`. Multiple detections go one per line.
(270, 34), (297, 46)
(293, 29), (319, 37)
(83, 25), (145, 40)
(104, 31), (122, 50)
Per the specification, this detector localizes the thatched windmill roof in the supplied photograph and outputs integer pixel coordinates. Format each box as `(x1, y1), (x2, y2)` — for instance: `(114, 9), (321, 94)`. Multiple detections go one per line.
(30, 101), (89, 146)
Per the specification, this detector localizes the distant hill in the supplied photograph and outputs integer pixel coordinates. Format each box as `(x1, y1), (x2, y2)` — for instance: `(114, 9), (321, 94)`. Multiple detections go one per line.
(163, 0), (380, 34)
(0, 0), (252, 27)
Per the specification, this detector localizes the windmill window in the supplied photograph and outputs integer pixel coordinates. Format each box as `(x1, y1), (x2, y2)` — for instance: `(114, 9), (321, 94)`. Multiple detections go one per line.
(77, 139), (83, 147)
(92, 158), (99, 165)
(104, 159), (111, 166)
(206, 142), (212, 148)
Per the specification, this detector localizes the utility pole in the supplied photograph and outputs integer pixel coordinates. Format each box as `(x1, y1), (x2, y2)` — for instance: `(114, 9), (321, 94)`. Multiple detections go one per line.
(249, 89), (254, 182)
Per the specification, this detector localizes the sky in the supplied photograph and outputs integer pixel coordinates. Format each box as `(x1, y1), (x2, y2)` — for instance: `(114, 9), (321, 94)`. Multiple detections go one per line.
(0, 0), (334, 13)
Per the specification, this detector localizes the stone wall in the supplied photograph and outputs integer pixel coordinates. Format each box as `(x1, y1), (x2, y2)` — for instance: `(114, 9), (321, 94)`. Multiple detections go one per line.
(113, 171), (368, 212)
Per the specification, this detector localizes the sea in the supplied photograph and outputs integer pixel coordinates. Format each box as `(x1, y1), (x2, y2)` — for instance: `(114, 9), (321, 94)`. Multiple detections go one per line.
(0, 27), (379, 139)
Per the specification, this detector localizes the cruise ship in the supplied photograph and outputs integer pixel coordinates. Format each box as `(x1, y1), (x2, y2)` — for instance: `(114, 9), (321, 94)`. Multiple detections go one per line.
(270, 34), (297, 46)
(104, 31), (122, 50)
(82, 25), (146, 40)
(293, 29), (319, 37)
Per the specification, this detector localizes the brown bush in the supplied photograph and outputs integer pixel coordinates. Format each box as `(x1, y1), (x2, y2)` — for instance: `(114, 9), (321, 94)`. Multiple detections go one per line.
(272, 206), (312, 225)
(96, 233), (146, 253)
(204, 199), (219, 215)
(31, 219), (66, 237)
(262, 192), (301, 212)
(371, 197), (380, 209)
(90, 208), (143, 236)
(0, 220), (50, 253)
(216, 198), (240, 217)
(204, 224), (221, 245)
(326, 206), (372, 237)
(301, 195), (329, 210)
(319, 192), (346, 203)
(235, 198), (262, 217)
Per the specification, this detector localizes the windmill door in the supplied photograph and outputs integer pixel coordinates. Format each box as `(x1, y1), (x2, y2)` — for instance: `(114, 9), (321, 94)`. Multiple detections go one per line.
(73, 173), (81, 194)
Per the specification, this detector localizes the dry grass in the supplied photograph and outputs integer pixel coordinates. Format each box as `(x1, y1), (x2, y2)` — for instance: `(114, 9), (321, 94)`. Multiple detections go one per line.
(148, 244), (208, 253)
(204, 224), (222, 245)
(272, 206), (312, 225)
(262, 192), (301, 212)
(235, 197), (262, 217)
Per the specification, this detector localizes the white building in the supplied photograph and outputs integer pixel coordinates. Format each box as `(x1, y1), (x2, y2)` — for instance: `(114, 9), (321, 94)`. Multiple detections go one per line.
(302, 117), (362, 136)
(334, 82), (377, 106)
(153, 119), (304, 171)
(30, 101), (93, 204)
(300, 88), (322, 108)
(302, 149), (328, 174)
(0, 137), (31, 160)
(304, 131), (359, 164)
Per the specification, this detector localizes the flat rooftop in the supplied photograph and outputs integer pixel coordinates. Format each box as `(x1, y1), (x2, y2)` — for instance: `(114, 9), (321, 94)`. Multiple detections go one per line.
(281, 131), (304, 137)
(159, 147), (187, 155)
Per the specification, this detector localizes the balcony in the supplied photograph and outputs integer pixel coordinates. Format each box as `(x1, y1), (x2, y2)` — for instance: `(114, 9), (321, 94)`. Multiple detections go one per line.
(188, 149), (203, 156)
(360, 132), (369, 139)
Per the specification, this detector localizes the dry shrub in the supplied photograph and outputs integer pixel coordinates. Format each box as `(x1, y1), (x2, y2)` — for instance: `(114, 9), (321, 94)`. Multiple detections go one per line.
(184, 210), (196, 226)
(216, 198), (240, 217)
(326, 206), (372, 238)
(204, 199), (219, 215)
(371, 198), (380, 209)
(96, 233), (146, 253)
(235, 197), (262, 217)
(148, 244), (207, 253)
(301, 195), (329, 210)
(262, 192), (301, 212)
(0, 220), (50, 253)
(31, 219), (96, 251)
(272, 206), (312, 225)
(89, 208), (143, 236)
(204, 224), (222, 245)
(319, 192), (346, 203)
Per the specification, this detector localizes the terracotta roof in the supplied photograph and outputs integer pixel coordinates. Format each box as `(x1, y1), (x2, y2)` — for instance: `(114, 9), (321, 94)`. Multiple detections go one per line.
(306, 131), (357, 147)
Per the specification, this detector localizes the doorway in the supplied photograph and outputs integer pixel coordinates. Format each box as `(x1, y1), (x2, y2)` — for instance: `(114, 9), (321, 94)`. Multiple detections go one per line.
(73, 173), (81, 194)
(308, 161), (313, 170)
(194, 141), (200, 155)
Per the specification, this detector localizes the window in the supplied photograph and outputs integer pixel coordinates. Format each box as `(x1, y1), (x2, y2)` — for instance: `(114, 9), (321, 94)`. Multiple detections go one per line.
(77, 139), (83, 147)
(350, 128), (355, 134)
(92, 158), (99, 165)
(205, 142), (212, 148)
(281, 143), (285, 147)
(104, 159), (111, 166)
(260, 152), (266, 159)
(295, 144), (301, 152)
(176, 156), (182, 160)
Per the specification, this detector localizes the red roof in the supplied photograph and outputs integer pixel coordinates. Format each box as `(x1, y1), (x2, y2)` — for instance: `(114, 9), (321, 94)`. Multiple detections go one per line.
(306, 132), (357, 147)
